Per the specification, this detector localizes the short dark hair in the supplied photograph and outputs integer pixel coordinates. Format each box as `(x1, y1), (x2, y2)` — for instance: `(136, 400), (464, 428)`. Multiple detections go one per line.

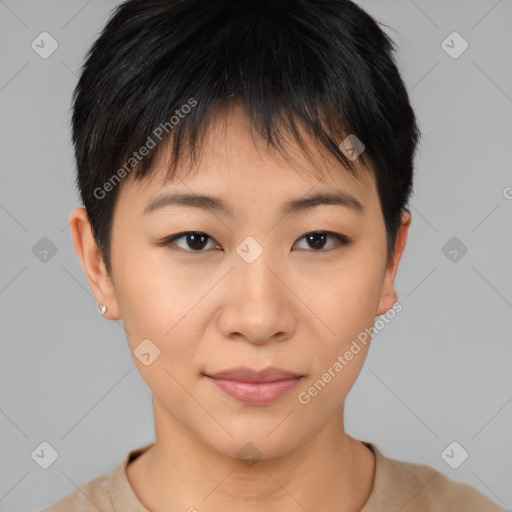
(72, 0), (421, 275)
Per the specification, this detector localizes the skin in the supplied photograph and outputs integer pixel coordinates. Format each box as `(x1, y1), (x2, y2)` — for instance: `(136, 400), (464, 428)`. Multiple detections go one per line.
(70, 103), (411, 512)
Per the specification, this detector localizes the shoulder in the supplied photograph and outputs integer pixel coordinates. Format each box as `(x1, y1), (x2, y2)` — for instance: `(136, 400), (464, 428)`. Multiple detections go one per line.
(39, 466), (116, 512)
(38, 443), (154, 512)
(363, 442), (508, 512)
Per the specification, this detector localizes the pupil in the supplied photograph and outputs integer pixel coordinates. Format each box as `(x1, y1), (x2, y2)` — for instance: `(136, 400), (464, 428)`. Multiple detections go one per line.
(185, 232), (328, 251)
(188, 233), (207, 250)
(308, 232), (326, 249)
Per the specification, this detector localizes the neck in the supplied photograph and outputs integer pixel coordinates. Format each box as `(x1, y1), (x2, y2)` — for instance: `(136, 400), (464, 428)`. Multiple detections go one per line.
(127, 398), (375, 512)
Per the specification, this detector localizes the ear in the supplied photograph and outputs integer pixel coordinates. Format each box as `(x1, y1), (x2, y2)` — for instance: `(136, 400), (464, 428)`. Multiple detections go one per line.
(69, 207), (121, 320)
(375, 209), (411, 316)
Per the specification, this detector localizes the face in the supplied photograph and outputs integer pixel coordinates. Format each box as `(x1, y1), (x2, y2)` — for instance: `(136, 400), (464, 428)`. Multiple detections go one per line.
(73, 104), (409, 461)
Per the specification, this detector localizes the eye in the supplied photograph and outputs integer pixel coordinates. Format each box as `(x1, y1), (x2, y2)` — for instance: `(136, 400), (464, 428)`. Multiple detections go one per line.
(161, 230), (351, 253)
(163, 231), (220, 252)
(293, 231), (351, 251)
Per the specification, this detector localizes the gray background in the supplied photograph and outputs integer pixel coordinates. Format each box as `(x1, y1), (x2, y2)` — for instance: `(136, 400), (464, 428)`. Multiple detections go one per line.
(0, 1), (511, 510)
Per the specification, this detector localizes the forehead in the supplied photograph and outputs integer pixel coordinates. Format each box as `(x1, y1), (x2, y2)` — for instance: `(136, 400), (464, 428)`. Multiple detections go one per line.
(117, 103), (377, 213)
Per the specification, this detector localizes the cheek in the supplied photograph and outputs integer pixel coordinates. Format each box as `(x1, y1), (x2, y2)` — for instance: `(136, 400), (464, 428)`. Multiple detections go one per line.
(112, 237), (186, 330)
(296, 247), (385, 346)
(295, 264), (382, 411)
(111, 239), (218, 373)
(293, 243), (386, 406)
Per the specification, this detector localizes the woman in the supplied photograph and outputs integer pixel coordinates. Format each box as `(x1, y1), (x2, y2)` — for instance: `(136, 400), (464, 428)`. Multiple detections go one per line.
(41, 0), (507, 510)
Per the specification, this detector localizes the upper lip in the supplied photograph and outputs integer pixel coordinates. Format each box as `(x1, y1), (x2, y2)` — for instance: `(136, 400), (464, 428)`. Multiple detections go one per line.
(204, 366), (303, 382)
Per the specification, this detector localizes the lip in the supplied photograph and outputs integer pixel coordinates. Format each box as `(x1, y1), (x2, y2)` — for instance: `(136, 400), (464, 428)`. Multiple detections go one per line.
(203, 366), (305, 405)
(205, 366), (303, 382)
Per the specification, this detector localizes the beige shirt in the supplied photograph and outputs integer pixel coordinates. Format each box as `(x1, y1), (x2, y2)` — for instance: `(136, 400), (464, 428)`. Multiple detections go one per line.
(40, 441), (508, 511)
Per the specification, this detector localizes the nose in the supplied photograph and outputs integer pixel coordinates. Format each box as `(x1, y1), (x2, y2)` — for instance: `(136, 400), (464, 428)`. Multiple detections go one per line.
(216, 249), (297, 345)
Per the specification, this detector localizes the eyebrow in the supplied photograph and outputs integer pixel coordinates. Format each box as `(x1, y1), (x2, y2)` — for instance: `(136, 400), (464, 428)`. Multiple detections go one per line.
(143, 190), (364, 217)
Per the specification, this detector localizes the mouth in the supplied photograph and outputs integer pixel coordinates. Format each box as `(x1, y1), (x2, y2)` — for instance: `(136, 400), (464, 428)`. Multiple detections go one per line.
(203, 366), (305, 405)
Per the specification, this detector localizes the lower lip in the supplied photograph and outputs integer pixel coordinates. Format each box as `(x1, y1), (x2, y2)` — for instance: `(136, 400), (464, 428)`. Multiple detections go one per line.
(205, 376), (303, 405)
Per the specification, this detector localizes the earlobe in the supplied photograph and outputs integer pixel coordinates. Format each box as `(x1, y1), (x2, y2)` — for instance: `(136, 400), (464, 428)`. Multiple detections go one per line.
(68, 207), (121, 320)
(375, 209), (411, 317)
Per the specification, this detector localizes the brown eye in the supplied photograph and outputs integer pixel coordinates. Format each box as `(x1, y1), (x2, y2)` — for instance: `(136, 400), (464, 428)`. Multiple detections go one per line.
(293, 231), (351, 251)
(164, 232), (218, 252)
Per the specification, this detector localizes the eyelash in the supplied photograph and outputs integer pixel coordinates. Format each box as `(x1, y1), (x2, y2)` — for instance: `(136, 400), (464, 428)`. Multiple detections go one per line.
(161, 231), (352, 253)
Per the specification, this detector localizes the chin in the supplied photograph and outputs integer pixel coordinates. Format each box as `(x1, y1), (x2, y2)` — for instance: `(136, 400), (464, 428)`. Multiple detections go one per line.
(197, 420), (307, 463)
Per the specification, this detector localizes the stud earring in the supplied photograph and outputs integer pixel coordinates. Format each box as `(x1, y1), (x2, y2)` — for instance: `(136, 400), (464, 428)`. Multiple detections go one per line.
(97, 303), (107, 315)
